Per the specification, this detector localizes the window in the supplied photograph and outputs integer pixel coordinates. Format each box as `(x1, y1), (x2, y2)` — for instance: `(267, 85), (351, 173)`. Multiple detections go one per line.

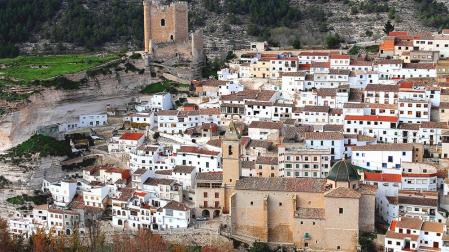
(160, 19), (166, 26)
(228, 145), (233, 155)
(339, 208), (343, 214)
(250, 201), (254, 206)
(279, 202), (282, 206)
(215, 192), (219, 198)
(204, 192), (208, 198)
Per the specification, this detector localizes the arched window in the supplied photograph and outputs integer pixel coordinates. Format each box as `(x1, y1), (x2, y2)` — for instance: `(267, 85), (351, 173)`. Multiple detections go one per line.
(170, 35), (174, 40)
(160, 19), (166, 26)
(228, 145), (233, 155)
(118, 219), (123, 225)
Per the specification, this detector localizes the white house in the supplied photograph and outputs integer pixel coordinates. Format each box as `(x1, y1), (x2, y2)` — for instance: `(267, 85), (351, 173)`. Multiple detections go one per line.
(363, 172), (402, 224)
(303, 132), (345, 160)
(352, 144), (415, 171)
(108, 132), (145, 153)
(385, 217), (445, 252)
(42, 179), (77, 207)
(248, 121), (283, 142)
(135, 92), (173, 112)
(79, 114), (108, 128)
(401, 162), (438, 191)
(174, 146), (221, 173)
(155, 201), (190, 230)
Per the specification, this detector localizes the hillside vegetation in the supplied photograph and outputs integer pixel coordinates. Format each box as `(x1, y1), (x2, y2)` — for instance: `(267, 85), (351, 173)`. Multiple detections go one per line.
(0, 54), (119, 82)
(0, 0), (448, 58)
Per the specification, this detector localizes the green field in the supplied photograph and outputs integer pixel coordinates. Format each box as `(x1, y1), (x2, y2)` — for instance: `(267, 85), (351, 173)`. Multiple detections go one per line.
(0, 54), (120, 82)
(141, 80), (190, 94)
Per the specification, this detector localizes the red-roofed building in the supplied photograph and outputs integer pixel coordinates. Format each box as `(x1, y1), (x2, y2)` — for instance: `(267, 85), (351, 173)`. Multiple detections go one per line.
(120, 132), (145, 141)
(345, 115), (399, 122)
(364, 172), (402, 183)
(330, 54), (350, 69)
(109, 132), (145, 153)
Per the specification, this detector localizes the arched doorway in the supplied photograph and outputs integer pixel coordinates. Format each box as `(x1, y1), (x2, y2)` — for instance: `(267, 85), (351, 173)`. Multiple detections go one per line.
(118, 219), (123, 226)
(66, 229), (71, 235)
(202, 209), (210, 218)
(213, 210), (220, 218)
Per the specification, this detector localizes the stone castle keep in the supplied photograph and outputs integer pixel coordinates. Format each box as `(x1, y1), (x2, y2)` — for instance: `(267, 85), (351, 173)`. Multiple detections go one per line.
(143, 0), (204, 79)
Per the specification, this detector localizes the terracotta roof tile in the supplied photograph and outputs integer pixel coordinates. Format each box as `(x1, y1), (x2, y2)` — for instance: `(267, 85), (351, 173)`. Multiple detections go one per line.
(248, 121), (283, 130)
(255, 156), (278, 165)
(352, 143), (414, 151)
(196, 172), (223, 181)
(163, 201), (190, 211)
(173, 165), (195, 174)
(120, 132), (145, 141)
(325, 187), (361, 198)
(304, 131), (344, 140)
(235, 177), (327, 193)
(364, 172), (402, 182)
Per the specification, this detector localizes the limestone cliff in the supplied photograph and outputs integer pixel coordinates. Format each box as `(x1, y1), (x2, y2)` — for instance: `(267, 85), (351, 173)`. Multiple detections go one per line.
(0, 61), (151, 152)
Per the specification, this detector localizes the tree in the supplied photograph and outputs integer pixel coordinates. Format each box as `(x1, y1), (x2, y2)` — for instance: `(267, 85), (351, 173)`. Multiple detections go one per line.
(250, 241), (272, 252)
(292, 39), (301, 49)
(325, 34), (343, 49)
(113, 229), (167, 252)
(0, 218), (21, 251)
(383, 20), (395, 34)
(348, 45), (361, 55)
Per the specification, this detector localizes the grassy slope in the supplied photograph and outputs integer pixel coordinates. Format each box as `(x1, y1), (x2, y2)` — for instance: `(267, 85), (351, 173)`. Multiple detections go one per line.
(141, 80), (190, 94)
(5, 134), (72, 158)
(0, 54), (119, 82)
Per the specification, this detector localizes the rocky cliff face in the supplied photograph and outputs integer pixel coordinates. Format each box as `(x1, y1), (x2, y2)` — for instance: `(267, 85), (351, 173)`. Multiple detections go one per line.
(0, 61), (151, 152)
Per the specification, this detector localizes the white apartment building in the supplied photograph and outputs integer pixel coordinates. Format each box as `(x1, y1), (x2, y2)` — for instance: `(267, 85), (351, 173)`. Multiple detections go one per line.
(352, 144), (415, 171)
(157, 109), (220, 135)
(278, 146), (331, 178)
(174, 146), (221, 173)
(303, 132), (345, 160)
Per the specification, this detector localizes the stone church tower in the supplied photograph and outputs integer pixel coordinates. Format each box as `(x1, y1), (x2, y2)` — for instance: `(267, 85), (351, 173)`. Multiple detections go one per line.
(143, 0), (189, 52)
(222, 122), (241, 213)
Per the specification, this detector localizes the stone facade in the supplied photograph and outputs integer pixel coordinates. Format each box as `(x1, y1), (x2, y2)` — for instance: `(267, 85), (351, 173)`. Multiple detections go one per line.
(143, 0), (204, 80)
(143, 0), (188, 51)
(222, 126), (376, 251)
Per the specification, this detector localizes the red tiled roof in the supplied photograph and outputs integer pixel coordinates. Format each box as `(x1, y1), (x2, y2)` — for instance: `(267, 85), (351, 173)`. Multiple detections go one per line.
(364, 172), (402, 182)
(344, 115), (398, 122)
(330, 54), (350, 60)
(402, 173), (437, 178)
(399, 81), (414, 89)
(389, 31), (409, 36)
(134, 191), (147, 197)
(178, 146), (219, 156)
(299, 52), (330, 57)
(120, 132), (144, 141)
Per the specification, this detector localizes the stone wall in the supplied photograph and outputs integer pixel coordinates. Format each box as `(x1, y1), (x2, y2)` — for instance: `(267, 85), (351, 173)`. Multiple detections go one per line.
(144, 0), (188, 51)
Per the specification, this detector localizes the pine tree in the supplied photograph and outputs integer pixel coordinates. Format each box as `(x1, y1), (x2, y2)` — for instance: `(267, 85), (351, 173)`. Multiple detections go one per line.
(383, 20), (395, 34)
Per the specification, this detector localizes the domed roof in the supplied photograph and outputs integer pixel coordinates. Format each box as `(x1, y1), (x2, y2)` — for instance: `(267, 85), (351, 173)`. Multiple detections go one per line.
(327, 159), (360, 182)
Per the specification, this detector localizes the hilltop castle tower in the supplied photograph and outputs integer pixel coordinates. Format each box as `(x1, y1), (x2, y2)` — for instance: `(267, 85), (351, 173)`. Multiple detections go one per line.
(143, 0), (189, 52)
